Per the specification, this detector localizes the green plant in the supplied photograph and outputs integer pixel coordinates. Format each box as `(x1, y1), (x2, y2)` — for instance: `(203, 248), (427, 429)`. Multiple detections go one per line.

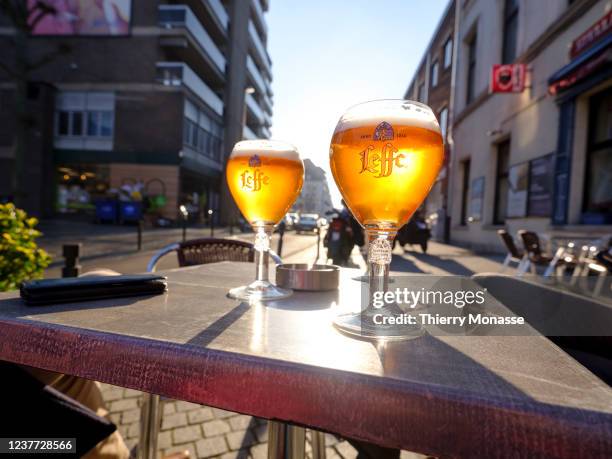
(0, 203), (51, 291)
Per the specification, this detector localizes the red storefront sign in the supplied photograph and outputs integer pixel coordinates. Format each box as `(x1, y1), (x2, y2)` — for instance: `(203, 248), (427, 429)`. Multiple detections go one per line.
(570, 10), (612, 59)
(490, 64), (526, 93)
(549, 49), (611, 95)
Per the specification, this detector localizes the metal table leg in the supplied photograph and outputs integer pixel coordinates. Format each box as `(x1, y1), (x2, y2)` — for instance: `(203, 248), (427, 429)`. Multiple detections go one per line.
(310, 430), (326, 459)
(138, 393), (161, 459)
(267, 421), (305, 459)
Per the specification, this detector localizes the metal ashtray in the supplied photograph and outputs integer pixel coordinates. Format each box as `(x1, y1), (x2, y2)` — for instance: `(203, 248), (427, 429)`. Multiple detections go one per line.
(276, 264), (340, 291)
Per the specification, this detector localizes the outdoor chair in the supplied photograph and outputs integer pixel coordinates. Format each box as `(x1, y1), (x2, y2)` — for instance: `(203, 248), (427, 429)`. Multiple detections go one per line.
(518, 230), (559, 276)
(497, 229), (527, 274)
(146, 237), (282, 272)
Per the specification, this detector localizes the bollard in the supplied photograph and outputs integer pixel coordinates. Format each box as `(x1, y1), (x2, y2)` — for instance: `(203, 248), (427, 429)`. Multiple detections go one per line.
(137, 220), (144, 251)
(208, 209), (214, 237)
(277, 222), (285, 258)
(62, 243), (81, 278)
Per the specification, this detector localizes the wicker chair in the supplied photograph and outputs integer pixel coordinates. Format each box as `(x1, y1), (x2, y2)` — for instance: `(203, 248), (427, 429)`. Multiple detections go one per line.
(147, 238), (282, 272)
(518, 230), (561, 276)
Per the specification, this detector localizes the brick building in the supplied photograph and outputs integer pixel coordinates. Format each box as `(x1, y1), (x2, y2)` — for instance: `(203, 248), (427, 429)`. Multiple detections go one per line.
(0, 0), (274, 222)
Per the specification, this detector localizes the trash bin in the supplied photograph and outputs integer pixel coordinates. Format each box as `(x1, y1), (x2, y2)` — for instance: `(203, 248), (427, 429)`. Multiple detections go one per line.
(95, 200), (118, 223)
(119, 201), (142, 224)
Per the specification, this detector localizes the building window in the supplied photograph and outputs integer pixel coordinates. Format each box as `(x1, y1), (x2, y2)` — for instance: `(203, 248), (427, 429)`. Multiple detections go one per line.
(443, 37), (453, 69)
(583, 88), (612, 220)
(183, 99), (223, 162)
(466, 33), (477, 104)
(430, 60), (439, 87)
(460, 159), (471, 225)
(439, 107), (448, 139)
(494, 139), (510, 224)
(418, 82), (425, 102)
(502, 0), (519, 64)
(56, 110), (113, 138)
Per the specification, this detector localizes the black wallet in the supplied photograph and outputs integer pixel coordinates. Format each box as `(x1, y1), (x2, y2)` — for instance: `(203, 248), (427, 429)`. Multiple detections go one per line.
(20, 274), (167, 306)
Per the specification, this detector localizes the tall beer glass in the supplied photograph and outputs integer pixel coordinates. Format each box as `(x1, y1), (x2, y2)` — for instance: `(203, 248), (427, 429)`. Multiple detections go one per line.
(226, 140), (304, 301)
(330, 100), (444, 339)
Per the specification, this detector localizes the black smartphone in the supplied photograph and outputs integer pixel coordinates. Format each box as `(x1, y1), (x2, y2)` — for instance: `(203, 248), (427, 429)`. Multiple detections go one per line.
(20, 274), (168, 306)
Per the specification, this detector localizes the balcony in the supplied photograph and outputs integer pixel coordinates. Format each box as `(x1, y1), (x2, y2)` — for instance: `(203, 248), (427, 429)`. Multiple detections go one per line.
(261, 92), (273, 115)
(261, 126), (271, 139)
(245, 91), (264, 126)
(250, 0), (267, 40)
(159, 5), (226, 78)
(243, 125), (258, 140)
(246, 55), (266, 96)
(248, 21), (272, 78)
(263, 110), (272, 127)
(156, 62), (223, 117)
(205, 0), (229, 35)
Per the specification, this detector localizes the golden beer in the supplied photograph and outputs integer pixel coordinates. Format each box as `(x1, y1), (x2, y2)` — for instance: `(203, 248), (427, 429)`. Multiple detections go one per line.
(330, 110), (443, 229)
(227, 141), (304, 225)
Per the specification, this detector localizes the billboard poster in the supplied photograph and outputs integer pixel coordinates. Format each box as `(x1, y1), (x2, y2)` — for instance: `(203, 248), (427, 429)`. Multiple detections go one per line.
(528, 154), (554, 217)
(506, 162), (529, 218)
(469, 176), (484, 222)
(28, 0), (131, 36)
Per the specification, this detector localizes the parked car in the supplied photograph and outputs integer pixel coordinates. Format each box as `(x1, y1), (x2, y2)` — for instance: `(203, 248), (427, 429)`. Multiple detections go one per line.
(286, 212), (299, 229)
(294, 213), (319, 233)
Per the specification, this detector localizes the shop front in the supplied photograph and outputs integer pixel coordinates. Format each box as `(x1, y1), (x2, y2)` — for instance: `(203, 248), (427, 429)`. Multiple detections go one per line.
(549, 11), (612, 229)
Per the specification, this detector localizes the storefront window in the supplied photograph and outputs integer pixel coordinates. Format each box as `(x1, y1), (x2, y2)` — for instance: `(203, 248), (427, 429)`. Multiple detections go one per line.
(583, 88), (612, 221)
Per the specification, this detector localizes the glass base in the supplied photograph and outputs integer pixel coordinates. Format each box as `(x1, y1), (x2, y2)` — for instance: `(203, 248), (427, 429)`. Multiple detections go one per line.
(228, 280), (293, 302)
(333, 305), (424, 341)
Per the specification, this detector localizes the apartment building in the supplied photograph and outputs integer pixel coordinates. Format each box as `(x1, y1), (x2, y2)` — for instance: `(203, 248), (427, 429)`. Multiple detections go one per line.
(0, 0), (274, 221)
(449, 0), (611, 252)
(405, 0), (455, 241)
(406, 0), (611, 252)
(292, 159), (333, 217)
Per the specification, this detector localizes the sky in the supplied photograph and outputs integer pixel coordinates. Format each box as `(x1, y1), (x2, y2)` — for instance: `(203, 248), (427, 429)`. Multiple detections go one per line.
(267, 0), (449, 207)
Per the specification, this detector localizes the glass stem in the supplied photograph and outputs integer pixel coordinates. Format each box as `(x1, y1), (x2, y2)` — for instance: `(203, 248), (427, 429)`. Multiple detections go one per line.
(367, 229), (395, 310)
(254, 225), (273, 283)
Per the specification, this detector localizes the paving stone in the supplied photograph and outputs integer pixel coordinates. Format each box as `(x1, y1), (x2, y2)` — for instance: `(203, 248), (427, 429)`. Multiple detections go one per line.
(158, 431), (172, 450)
(400, 451), (429, 459)
(161, 412), (188, 430)
(211, 407), (235, 419)
(251, 424), (268, 443)
(228, 415), (253, 431)
(163, 402), (177, 416)
(127, 422), (140, 439)
(202, 419), (230, 437)
(122, 408), (140, 424)
(103, 387), (125, 402)
(188, 407), (214, 424)
(334, 441), (357, 458)
(220, 449), (250, 459)
(165, 443), (196, 459)
(109, 413), (121, 425)
(326, 447), (342, 459)
(325, 433), (340, 447)
(249, 443), (267, 459)
(195, 436), (228, 458)
(176, 400), (200, 412)
(123, 388), (142, 398)
(109, 398), (138, 413)
(173, 425), (203, 444)
(226, 430), (256, 450)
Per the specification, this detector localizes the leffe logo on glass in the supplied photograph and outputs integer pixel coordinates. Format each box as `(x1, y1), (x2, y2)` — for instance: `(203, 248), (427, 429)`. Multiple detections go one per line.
(360, 122), (405, 178)
(241, 154), (269, 191)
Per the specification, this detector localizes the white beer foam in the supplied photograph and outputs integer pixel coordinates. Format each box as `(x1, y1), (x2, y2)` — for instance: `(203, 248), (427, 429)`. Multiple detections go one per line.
(232, 139), (301, 160)
(335, 100), (441, 133)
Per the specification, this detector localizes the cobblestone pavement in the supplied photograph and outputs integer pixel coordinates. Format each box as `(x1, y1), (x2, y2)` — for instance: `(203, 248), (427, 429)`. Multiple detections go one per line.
(100, 384), (428, 459)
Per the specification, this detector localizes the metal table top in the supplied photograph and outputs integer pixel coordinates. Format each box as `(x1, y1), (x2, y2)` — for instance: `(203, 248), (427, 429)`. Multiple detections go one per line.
(0, 262), (610, 458)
